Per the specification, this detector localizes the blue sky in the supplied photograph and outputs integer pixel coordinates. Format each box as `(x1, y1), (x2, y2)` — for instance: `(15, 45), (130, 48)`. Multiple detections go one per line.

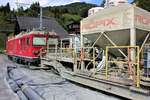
(0, 0), (134, 9)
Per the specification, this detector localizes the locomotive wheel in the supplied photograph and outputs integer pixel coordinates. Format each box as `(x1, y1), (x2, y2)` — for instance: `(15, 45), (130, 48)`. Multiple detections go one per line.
(8, 55), (12, 60)
(16, 58), (20, 63)
(12, 57), (16, 62)
(19, 59), (22, 64)
(18, 59), (22, 64)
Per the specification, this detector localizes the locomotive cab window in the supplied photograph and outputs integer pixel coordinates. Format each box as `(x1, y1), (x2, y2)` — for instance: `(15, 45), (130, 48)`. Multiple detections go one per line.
(48, 38), (58, 45)
(33, 37), (46, 46)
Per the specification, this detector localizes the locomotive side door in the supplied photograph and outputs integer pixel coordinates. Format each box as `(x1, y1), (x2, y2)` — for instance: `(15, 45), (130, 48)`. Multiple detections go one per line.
(25, 37), (30, 56)
(20, 38), (26, 53)
(13, 39), (17, 54)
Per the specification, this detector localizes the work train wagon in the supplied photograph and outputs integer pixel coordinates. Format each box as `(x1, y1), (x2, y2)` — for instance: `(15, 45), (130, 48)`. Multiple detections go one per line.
(6, 31), (58, 64)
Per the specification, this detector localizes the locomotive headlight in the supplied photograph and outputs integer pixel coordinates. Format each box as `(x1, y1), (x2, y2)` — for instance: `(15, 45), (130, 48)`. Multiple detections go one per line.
(33, 50), (40, 55)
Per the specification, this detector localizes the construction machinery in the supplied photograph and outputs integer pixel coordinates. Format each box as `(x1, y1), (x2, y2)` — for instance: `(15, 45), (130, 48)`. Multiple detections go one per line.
(40, 4), (150, 100)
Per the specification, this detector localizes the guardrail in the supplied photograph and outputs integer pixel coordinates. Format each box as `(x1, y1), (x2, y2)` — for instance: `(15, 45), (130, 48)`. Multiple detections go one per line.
(40, 46), (98, 70)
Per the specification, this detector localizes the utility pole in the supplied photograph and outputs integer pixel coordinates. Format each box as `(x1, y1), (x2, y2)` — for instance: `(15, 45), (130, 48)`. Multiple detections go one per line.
(39, 7), (43, 30)
(16, 0), (19, 10)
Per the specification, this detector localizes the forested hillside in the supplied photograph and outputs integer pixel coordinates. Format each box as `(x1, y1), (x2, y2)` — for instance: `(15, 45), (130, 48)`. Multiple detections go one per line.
(133, 0), (150, 12)
(0, 3), (15, 30)
(16, 2), (97, 30)
(0, 3), (15, 50)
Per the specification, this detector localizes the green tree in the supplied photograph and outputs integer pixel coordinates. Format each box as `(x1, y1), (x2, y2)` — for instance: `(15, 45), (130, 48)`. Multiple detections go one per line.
(6, 3), (10, 12)
(133, 0), (150, 12)
(26, 2), (40, 17)
(0, 3), (10, 15)
(17, 7), (24, 16)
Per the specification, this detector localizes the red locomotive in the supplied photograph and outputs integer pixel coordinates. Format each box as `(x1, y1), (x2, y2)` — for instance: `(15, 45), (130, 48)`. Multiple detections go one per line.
(6, 30), (59, 65)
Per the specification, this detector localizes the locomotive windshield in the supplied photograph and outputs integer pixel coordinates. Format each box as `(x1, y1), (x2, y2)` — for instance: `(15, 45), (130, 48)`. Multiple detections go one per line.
(33, 37), (46, 46)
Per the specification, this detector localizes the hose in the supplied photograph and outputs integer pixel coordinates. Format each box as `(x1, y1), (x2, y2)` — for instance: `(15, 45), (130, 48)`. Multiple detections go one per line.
(21, 85), (44, 100)
(17, 90), (29, 100)
(6, 65), (44, 100)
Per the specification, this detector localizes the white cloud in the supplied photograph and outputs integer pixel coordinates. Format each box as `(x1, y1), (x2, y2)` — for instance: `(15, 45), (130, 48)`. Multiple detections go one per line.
(73, 0), (82, 2)
(36, 0), (50, 6)
(44, 0), (81, 6)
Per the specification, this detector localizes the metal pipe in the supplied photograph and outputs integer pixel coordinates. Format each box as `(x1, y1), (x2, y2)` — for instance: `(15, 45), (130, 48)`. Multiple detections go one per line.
(40, 7), (43, 30)
(8, 79), (20, 93)
(130, 27), (136, 62)
(17, 90), (28, 100)
(81, 34), (85, 70)
(105, 47), (108, 79)
(21, 85), (44, 100)
(136, 46), (140, 88)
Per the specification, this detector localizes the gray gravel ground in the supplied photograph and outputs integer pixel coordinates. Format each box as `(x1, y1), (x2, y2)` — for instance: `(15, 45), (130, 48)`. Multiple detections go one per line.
(1, 54), (121, 100)
(0, 54), (19, 100)
(11, 67), (120, 100)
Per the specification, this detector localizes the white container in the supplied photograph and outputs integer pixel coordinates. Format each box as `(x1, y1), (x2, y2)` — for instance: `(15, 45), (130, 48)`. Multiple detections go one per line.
(88, 7), (104, 16)
(105, 0), (128, 7)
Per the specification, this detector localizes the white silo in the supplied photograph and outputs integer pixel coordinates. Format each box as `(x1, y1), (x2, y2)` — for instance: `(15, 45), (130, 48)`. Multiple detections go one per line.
(105, 0), (128, 8)
(88, 7), (104, 16)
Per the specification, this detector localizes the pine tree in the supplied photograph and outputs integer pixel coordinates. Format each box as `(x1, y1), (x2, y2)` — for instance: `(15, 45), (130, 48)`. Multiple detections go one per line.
(26, 2), (40, 17)
(6, 3), (10, 12)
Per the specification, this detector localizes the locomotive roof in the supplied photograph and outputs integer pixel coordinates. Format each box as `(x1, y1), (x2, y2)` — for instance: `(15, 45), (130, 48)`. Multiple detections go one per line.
(8, 31), (58, 41)
(16, 16), (69, 39)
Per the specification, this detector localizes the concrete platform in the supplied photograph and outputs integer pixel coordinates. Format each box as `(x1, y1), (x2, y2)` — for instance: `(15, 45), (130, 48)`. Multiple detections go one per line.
(0, 54), (19, 100)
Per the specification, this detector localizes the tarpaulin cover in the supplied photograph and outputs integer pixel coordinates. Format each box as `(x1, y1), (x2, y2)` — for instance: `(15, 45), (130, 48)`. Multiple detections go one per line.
(7, 66), (119, 100)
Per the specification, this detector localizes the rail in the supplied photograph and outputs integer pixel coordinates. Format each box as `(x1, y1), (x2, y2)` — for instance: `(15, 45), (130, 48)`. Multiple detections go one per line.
(105, 46), (140, 88)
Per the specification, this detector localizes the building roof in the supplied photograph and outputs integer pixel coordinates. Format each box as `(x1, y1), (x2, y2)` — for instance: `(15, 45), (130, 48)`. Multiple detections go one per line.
(67, 21), (80, 34)
(16, 16), (69, 38)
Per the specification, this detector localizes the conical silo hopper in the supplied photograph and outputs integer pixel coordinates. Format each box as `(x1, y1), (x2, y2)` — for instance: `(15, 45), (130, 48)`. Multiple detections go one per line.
(81, 4), (150, 58)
